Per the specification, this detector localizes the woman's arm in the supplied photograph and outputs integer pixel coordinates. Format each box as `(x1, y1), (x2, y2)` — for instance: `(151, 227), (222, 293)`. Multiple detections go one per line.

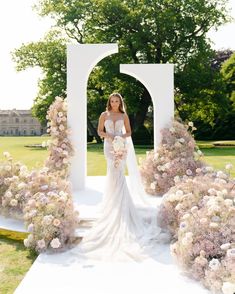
(122, 113), (132, 138)
(97, 112), (114, 140)
(97, 112), (108, 139)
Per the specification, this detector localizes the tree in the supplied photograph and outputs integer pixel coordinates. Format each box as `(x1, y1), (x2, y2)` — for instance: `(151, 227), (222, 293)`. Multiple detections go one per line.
(221, 52), (235, 110)
(12, 0), (232, 140)
(12, 30), (67, 126)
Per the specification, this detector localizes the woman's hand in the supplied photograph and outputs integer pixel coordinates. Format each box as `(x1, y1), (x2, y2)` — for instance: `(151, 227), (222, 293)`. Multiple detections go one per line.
(106, 133), (115, 141)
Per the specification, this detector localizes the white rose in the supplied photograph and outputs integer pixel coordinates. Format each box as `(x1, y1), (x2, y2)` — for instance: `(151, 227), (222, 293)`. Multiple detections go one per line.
(225, 163), (233, 170)
(197, 150), (203, 156)
(188, 121), (194, 127)
(174, 176), (180, 183)
(50, 238), (61, 249)
(176, 190), (184, 197)
(186, 169), (192, 176)
(227, 248), (235, 258)
(23, 238), (30, 247)
(3, 151), (11, 157)
(18, 182), (27, 190)
(205, 166), (214, 172)
(179, 138), (185, 143)
(10, 199), (18, 206)
(209, 258), (220, 270)
(165, 162), (171, 169)
(37, 239), (46, 249)
(220, 243), (231, 250)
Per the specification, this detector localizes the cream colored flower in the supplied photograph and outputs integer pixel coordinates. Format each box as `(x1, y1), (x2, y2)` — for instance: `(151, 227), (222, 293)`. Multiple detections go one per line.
(209, 258), (220, 270)
(53, 219), (61, 227)
(10, 199), (18, 206)
(37, 239), (46, 249)
(50, 238), (61, 249)
(225, 163), (233, 170)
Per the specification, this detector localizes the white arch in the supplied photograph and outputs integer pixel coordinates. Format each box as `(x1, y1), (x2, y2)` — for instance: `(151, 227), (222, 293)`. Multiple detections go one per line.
(120, 64), (174, 150)
(67, 44), (118, 191)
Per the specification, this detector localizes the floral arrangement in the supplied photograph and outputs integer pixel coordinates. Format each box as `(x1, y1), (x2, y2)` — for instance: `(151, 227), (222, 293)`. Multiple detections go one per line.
(23, 167), (79, 253)
(44, 96), (75, 178)
(0, 152), (31, 219)
(139, 118), (205, 195)
(158, 164), (235, 293)
(111, 136), (128, 168)
(170, 192), (235, 293)
(157, 166), (235, 237)
(0, 96), (79, 253)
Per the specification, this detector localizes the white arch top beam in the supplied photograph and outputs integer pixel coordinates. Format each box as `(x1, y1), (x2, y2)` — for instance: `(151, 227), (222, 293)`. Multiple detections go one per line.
(120, 64), (174, 150)
(67, 44), (118, 191)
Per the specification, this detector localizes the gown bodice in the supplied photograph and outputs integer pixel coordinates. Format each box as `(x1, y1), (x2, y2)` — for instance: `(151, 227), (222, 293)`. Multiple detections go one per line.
(104, 118), (124, 136)
(103, 115), (126, 164)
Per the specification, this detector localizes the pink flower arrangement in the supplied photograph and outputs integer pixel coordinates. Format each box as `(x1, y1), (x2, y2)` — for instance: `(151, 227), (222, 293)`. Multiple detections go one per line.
(45, 96), (75, 178)
(0, 96), (79, 253)
(158, 165), (235, 293)
(110, 136), (128, 168)
(23, 168), (79, 253)
(139, 118), (204, 195)
(157, 168), (235, 237)
(0, 153), (31, 219)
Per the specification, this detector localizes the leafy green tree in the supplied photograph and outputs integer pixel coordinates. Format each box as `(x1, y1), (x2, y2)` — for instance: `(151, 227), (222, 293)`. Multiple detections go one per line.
(12, 30), (67, 126)
(12, 0), (232, 141)
(221, 52), (235, 109)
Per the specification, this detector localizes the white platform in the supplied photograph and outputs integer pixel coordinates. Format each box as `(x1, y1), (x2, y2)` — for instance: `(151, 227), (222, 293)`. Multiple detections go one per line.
(0, 176), (210, 294)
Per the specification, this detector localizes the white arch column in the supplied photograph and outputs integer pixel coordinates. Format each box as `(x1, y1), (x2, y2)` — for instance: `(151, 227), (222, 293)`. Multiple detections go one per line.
(120, 64), (174, 150)
(67, 44), (118, 191)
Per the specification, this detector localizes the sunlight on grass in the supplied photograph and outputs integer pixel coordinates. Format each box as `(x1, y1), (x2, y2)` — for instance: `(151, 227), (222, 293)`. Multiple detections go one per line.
(0, 230), (37, 294)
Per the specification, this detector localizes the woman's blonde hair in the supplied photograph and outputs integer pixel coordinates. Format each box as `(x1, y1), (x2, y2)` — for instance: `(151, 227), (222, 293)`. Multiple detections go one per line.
(106, 92), (126, 113)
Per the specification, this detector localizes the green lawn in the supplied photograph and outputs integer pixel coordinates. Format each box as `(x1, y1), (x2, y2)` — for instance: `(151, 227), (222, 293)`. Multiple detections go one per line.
(2, 137), (233, 176)
(0, 229), (37, 294)
(0, 137), (235, 293)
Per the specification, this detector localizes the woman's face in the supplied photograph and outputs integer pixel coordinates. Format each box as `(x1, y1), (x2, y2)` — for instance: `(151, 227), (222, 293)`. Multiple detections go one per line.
(110, 96), (120, 111)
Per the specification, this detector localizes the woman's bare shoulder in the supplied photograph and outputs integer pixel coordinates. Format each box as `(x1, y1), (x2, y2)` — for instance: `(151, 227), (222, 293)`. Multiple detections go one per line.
(100, 111), (108, 118)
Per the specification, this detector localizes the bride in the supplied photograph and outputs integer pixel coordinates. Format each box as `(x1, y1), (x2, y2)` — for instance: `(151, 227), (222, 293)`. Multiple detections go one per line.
(69, 92), (166, 263)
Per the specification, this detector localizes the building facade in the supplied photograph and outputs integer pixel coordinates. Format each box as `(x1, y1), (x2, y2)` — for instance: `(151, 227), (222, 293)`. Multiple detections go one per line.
(0, 109), (46, 136)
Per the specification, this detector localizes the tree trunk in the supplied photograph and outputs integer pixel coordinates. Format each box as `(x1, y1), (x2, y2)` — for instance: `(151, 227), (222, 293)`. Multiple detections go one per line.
(133, 88), (152, 131)
(87, 116), (102, 143)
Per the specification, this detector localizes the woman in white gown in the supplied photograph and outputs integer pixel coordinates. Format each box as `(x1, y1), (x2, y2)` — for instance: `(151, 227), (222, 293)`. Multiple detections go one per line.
(69, 93), (165, 263)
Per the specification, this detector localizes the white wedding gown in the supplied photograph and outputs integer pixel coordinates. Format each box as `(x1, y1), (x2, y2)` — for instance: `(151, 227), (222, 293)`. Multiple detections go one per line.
(69, 113), (165, 263)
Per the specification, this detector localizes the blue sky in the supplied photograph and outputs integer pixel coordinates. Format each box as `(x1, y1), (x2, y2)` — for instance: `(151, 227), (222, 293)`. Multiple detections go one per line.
(0, 0), (234, 110)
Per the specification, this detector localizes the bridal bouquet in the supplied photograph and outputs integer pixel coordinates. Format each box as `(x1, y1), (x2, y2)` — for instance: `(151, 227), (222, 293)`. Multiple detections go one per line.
(111, 136), (128, 168)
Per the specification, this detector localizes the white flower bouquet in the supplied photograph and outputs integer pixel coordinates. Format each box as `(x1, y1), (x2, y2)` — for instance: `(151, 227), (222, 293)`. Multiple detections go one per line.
(111, 136), (128, 168)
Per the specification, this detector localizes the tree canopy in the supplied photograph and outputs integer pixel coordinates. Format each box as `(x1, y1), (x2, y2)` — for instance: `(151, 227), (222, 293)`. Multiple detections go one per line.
(12, 0), (233, 141)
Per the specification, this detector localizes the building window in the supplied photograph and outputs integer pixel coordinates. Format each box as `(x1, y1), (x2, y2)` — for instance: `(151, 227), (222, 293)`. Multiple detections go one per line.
(24, 119), (27, 123)
(23, 130), (27, 135)
(15, 118), (19, 123)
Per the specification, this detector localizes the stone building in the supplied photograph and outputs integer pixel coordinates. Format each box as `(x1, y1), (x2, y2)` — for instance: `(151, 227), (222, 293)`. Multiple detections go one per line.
(0, 109), (46, 136)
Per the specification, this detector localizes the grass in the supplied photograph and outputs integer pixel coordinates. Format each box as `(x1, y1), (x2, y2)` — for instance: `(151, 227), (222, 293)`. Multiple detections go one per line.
(0, 136), (48, 170)
(0, 137), (235, 293)
(0, 229), (37, 294)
